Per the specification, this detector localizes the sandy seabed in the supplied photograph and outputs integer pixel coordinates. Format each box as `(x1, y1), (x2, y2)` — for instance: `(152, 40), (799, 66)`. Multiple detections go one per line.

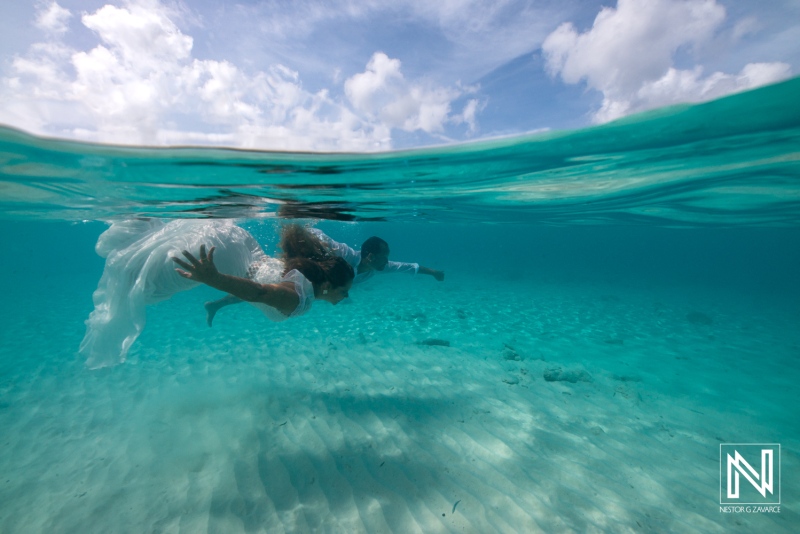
(0, 273), (798, 533)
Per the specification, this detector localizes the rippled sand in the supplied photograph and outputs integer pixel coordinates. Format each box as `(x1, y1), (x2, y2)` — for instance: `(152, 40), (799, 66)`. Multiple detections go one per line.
(0, 274), (797, 533)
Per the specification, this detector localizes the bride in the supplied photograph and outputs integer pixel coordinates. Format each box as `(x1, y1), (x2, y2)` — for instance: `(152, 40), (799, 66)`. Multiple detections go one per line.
(80, 220), (353, 368)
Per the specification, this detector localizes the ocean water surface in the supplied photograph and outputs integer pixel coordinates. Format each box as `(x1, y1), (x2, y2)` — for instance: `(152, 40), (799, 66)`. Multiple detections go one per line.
(0, 79), (799, 532)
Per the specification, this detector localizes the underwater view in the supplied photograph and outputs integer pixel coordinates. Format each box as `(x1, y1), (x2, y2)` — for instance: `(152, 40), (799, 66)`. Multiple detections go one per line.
(1, 76), (799, 534)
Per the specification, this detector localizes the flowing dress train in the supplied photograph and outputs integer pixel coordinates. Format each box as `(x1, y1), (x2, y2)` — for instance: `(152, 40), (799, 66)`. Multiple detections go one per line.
(79, 219), (309, 368)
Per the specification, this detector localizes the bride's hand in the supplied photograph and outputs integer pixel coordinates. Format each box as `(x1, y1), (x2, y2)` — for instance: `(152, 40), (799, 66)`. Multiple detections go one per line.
(172, 244), (219, 283)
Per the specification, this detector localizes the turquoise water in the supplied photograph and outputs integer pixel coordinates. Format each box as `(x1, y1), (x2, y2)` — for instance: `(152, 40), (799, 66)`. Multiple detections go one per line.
(0, 79), (799, 532)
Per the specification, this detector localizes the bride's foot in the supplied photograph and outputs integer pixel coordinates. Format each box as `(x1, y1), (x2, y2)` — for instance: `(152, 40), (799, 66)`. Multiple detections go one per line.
(204, 301), (222, 327)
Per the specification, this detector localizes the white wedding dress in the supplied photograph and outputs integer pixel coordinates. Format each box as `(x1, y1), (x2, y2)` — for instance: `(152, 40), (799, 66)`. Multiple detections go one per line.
(80, 219), (314, 368)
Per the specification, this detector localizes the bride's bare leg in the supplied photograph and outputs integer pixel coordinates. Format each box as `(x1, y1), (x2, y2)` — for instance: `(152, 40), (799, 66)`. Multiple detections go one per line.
(205, 295), (243, 327)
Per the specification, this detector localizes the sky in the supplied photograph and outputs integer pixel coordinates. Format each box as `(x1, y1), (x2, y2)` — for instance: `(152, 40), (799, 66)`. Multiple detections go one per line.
(0, 0), (797, 151)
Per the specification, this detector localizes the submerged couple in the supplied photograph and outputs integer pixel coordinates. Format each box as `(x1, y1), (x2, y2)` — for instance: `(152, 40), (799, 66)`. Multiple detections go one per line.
(80, 220), (444, 368)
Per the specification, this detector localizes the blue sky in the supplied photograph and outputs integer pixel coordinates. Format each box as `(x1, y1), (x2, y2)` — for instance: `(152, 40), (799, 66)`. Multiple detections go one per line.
(0, 0), (797, 151)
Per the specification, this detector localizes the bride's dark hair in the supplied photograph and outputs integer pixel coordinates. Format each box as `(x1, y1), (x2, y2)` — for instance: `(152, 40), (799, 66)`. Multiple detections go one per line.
(279, 225), (353, 288)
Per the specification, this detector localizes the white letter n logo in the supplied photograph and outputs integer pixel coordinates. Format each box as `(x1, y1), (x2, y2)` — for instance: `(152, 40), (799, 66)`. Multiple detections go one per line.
(727, 449), (773, 498)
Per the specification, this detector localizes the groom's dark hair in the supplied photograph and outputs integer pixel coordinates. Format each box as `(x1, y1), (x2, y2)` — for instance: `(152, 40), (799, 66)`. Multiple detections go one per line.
(361, 236), (389, 255)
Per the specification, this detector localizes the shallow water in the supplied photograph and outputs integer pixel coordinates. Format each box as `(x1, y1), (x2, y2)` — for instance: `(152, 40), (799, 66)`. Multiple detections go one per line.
(3, 77), (800, 225)
(0, 80), (799, 533)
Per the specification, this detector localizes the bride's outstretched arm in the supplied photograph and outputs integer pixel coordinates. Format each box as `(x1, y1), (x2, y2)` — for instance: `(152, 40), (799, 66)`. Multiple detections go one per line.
(172, 245), (299, 316)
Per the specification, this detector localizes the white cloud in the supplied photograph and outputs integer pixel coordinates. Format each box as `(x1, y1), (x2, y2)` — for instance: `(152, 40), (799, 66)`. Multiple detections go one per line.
(34, 1), (72, 35)
(0, 0), (473, 151)
(445, 98), (484, 135)
(458, 99), (481, 134)
(542, 0), (793, 122)
(81, 1), (193, 69)
(625, 62), (791, 122)
(344, 52), (463, 133)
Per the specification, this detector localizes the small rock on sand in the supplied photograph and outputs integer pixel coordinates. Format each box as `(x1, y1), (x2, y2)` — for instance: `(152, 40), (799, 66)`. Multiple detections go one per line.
(417, 338), (451, 347)
(543, 367), (593, 383)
